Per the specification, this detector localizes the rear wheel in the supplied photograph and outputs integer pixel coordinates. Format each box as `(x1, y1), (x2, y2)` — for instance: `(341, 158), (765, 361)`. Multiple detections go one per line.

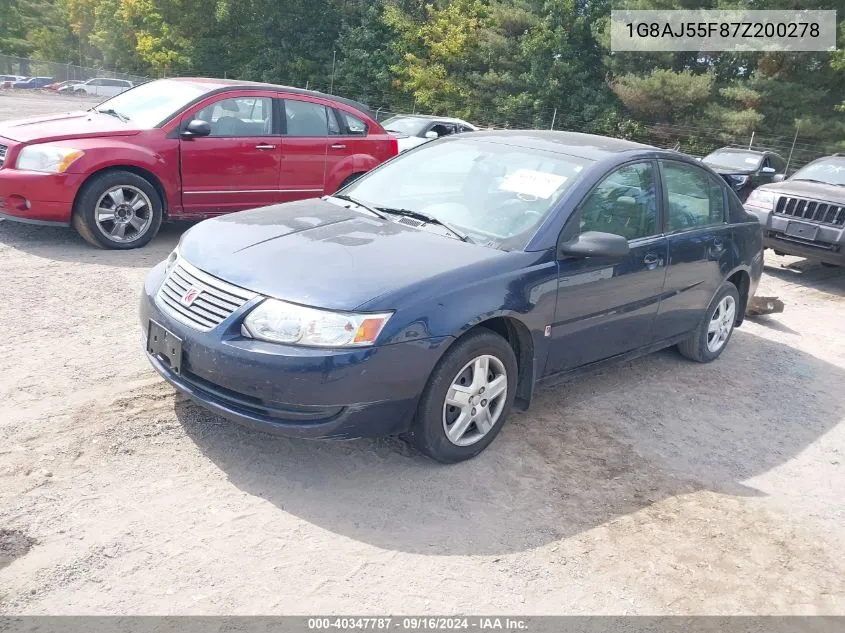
(677, 282), (740, 363)
(337, 172), (365, 191)
(405, 329), (517, 463)
(72, 170), (163, 249)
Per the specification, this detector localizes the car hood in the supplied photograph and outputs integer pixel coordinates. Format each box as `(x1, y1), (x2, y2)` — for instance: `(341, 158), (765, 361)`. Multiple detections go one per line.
(0, 110), (140, 143)
(179, 198), (507, 311)
(759, 180), (845, 203)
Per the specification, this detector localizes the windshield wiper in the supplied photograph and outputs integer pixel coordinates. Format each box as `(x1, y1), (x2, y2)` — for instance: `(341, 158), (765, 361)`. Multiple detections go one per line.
(377, 207), (473, 243)
(330, 194), (389, 220)
(95, 108), (130, 122)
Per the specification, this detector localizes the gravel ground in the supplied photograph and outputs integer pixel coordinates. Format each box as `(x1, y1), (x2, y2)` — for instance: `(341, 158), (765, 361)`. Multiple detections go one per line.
(1, 92), (844, 615)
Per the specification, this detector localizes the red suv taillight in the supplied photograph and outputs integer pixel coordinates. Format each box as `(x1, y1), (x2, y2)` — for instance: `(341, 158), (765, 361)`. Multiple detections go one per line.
(388, 136), (399, 157)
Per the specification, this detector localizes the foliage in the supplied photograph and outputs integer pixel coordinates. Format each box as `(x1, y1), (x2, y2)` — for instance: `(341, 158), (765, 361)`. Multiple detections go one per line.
(1, 0), (844, 153)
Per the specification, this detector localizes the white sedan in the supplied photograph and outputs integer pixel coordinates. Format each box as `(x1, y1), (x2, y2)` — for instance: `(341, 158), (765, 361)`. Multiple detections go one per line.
(381, 115), (479, 152)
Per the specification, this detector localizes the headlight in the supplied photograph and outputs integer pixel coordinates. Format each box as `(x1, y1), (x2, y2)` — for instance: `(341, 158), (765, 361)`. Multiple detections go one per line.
(16, 144), (85, 173)
(164, 247), (179, 274)
(242, 298), (392, 347)
(746, 189), (775, 210)
(729, 175), (750, 187)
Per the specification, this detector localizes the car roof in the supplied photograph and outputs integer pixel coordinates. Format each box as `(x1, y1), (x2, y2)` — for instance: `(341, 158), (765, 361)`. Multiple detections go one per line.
(386, 114), (472, 124)
(707, 146), (786, 160)
(461, 130), (655, 161)
(164, 77), (377, 120)
(709, 147), (764, 154)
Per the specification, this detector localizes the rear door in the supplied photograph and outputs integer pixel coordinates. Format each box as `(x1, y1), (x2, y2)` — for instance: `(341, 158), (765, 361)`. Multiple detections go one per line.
(324, 107), (372, 193)
(545, 160), (668, 374)
(179, 92), (281, 215)
(653, 160), (734, 340)
(278, 97), (334, 202)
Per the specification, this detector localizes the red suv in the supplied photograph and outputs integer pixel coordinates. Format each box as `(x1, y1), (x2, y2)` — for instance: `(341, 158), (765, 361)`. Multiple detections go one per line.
(0, 78), (398, 248)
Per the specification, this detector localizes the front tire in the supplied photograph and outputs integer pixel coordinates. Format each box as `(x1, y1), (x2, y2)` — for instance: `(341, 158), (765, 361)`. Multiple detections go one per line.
(72, 170), (163, 249)
(405, 329), (517, 463)
(677, 282), (740, 363)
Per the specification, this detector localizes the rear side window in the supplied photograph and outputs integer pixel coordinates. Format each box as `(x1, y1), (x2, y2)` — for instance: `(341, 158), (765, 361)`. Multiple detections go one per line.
(339, 110), (367, 136)
(661, 161), (726, 231)
(284, 99), (330, 137)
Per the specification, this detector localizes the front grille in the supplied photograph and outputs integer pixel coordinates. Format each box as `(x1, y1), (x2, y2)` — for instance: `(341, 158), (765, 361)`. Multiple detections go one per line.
(0, 144), (7, 168)
(155, 259), (257, 331)
(774, 196), (845, 227)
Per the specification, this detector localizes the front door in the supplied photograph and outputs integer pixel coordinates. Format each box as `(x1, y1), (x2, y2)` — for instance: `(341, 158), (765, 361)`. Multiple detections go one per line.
(545, 160), (668, 375)
(179, 93), (281, 215)
(654, 159), (734, 339)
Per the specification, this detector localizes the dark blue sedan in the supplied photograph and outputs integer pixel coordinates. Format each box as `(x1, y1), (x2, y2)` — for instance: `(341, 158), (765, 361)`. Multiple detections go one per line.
(140, 131), (763, 462)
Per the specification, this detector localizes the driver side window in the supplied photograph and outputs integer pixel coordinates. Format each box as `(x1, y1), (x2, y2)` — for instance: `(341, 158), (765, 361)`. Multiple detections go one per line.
(579, 162), (658, 241)
(195, 97), (273, 137)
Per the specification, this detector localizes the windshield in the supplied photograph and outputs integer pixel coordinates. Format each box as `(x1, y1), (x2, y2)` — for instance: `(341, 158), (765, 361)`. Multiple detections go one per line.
(703, 150), (763, 171)
(341, 137), (591, 250)
(790, 159), (845, 186)
(381, 116), (430, 137)
(93, 79), (213, 128)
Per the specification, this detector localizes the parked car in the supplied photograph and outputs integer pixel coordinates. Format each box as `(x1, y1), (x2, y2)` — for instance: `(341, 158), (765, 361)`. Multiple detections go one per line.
(0, 77), (398, 248)
(0, 75), (27, 88)
(12, 76), (53, 89)
(381, 114), (478, 152)
(69, 77), (134, 97)
(45, 80), (83, 91)
(140, 131), (764, 463)
(702, 147), (787, 201)
(745, 153), (845, 266)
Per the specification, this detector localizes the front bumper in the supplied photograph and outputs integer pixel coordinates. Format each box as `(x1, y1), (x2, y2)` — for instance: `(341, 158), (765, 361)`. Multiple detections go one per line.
(745, 205), (845, 266)
(141, 262), (452, 439)
(0, 167), (83, 225)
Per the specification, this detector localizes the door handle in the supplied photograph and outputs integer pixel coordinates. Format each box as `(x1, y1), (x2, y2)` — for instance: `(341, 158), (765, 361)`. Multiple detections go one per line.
(330, 143), (347, 150)
(712, 237), (725, 251)
(643, 252), (660, 267)
(255, 144), (276, 150)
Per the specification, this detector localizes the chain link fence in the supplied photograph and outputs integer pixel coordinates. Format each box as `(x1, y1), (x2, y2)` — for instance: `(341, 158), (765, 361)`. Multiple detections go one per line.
(0, 54), (149, 85)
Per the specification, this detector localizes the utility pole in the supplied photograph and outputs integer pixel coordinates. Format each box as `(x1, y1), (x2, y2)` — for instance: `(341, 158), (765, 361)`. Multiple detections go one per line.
(329, 50), (336, 95)
(550, 108), (557, 130)
(785, 121), (800, 175)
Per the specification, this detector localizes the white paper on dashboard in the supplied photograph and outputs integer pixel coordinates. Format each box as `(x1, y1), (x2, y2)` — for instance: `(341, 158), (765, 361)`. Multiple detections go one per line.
(499, 169), (568, 199)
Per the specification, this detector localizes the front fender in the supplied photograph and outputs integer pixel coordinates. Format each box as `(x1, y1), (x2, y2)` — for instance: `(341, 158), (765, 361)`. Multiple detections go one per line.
(65, 140), (178, 210)
(368, 251), (560, 400)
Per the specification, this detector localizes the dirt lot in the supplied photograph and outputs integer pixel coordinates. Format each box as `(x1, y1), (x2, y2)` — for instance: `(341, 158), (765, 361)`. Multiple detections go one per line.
(1, 91), (844, 615)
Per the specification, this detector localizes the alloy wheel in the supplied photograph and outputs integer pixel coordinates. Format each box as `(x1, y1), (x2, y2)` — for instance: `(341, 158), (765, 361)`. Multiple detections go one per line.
(706, 295), (736, 353)
(94, 185), (153, 243)
(442, 354), (508, 447)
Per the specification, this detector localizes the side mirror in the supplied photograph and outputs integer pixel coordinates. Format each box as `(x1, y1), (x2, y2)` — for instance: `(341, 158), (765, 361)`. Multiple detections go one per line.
(424, 130), (439, 140)
(559, 231), (630, 259)
(181, 119), (211, 138)
(761, 166), (776, 174)
(772, 173), (786, 183)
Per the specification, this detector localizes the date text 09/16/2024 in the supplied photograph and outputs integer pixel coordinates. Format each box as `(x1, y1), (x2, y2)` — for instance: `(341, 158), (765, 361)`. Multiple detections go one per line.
(307, 617), (529, 631)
